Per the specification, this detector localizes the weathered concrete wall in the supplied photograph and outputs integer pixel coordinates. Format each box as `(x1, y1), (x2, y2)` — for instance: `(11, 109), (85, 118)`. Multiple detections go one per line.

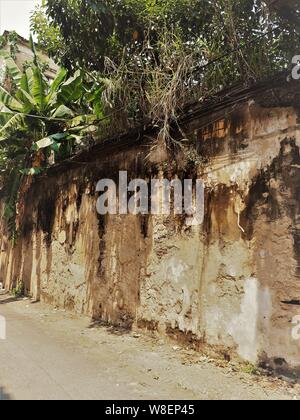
(1, 80), (300, 373)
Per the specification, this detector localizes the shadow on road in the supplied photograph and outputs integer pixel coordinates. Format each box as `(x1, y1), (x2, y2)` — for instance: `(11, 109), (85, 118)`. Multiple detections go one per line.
(0, 386), (12, 400)
(0, 296), (18, 305)
(88, 320), (131, 336)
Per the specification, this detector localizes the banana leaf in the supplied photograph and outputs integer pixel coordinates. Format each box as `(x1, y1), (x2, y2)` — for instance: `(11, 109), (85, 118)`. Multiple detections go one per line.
(0, 86), (23, 112)
(0, 114), (25, 140)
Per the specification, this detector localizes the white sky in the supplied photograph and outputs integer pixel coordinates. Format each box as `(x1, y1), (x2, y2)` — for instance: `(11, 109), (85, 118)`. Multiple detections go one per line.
(0, 0), (41, 39)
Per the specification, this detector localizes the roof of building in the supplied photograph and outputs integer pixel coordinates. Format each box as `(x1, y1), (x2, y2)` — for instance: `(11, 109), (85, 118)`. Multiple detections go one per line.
(1, 31), (59, 79)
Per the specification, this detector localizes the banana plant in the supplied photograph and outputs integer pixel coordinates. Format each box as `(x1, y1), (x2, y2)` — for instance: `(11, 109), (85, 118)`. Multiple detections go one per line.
(0, 41), (103, 241)
(0, 50), (98, 152)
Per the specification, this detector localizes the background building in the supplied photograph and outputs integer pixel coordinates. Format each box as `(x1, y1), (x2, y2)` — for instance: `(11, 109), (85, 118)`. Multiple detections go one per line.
(0, 30), (59, 83)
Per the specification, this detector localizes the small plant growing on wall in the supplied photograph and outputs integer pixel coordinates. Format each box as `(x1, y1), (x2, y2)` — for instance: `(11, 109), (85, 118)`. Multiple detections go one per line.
(11, 280), (25, 299)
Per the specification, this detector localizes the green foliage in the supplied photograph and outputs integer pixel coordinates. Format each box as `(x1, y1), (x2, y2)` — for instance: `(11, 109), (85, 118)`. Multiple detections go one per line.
(241, 362), (259, 376)
(31, 0), (114, 71)
(30, 3), (63, 59)
(0, 33), (21, 92)
(0, 46), (103, 242)
(31, 0), (300, 76)
(31, 0), (212, 71)
(29, 0), (300, 143)
(11, 279), (25, 298)
(0, 31), (20, 59)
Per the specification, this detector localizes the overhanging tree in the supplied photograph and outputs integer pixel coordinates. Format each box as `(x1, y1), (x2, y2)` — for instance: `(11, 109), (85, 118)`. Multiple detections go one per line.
(30, 0), (300, 147)
(31, 0), (300, 75)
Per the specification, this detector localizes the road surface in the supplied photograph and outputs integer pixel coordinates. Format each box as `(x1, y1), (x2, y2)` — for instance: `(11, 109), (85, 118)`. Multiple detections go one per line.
(0, 295), (299, 400)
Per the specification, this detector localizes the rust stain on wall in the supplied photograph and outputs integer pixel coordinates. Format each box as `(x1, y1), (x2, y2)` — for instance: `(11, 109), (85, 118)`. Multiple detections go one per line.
(1, 80), (300, 373)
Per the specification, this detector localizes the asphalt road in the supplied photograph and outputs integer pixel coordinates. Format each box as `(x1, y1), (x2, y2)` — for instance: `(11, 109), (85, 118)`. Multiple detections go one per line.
(0, 295), (298, 401)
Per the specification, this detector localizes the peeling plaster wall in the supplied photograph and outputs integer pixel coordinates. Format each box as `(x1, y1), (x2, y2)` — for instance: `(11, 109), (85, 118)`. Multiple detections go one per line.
(1, 83), (300, 372)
